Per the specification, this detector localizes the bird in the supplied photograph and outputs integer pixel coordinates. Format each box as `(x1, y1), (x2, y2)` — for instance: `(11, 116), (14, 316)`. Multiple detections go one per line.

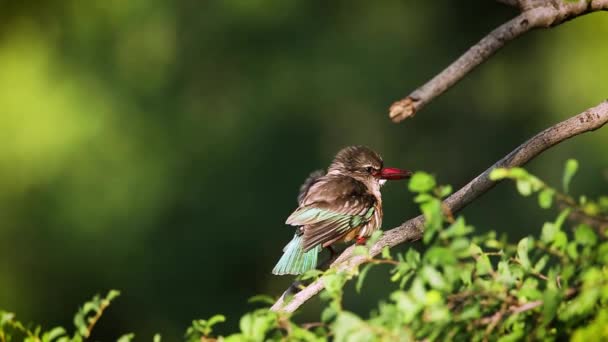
(272, 146), (412, 275)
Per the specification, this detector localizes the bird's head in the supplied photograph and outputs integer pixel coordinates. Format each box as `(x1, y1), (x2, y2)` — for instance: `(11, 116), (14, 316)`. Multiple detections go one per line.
(327, 146), (412, 185)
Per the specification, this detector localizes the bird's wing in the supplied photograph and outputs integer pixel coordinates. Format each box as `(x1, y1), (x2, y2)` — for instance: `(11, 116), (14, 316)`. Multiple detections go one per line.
(286, 176), (377, 251)
(297, 169), (325, 205)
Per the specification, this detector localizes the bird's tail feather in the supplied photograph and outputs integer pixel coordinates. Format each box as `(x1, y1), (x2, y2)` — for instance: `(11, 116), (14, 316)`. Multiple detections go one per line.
(272, 234), (321, 275)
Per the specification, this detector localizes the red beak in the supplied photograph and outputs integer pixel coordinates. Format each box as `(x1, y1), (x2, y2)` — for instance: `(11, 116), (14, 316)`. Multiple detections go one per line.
(378, 167), (413, 180)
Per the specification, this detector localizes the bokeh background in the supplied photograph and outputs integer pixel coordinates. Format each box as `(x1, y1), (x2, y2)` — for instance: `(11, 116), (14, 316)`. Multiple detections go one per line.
(0, 1), (607, 340)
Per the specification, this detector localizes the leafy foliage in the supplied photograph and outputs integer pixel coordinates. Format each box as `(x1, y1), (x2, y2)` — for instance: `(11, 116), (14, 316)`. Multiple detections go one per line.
(0, 290), (130, 342)
(2, 161), (607, 341)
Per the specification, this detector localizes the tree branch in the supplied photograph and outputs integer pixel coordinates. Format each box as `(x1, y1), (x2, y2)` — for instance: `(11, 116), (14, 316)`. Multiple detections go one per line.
(388, 0), (608, 123)
(271, 100), (608, 312)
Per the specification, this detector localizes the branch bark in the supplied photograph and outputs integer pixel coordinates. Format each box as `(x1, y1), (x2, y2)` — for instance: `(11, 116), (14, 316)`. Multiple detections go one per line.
(388, 0), (608, 122)
(271, 100), (608, 312)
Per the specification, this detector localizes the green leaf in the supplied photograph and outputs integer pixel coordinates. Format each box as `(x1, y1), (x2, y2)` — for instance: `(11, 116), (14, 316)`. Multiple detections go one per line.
(567, 242), (579, 260)
(42, 327), (66, 342)
(554, 208), (571, 229)
(599, 196), (608, 212)
(541, 223), (558, 244)
(381, 246), (392, 260)
(248, 295), (274, 305)
(552, 231), (568, 250)
(517, 237), (531, 270)
(559, 269), (602, 320)
(516, 179), (532, 196)
(352, 245), (369, 257)
(509, 168), (529, 179)
(582, 202), (600, 216)
(356, 264), (374, 293)
(598, 243), (608, 264)
(441, 216), (473, 239)
(105, 289), (121, 302)
(533, 255), (549, 273)
(323, 272), (347, 299)
(424, 246), (457, 266)
(542, 289), (561, 323)
(391, 291), (422, 323)
(459, 265), (473, 286)
(238, 310), (277, 340)
(116, 333), (135, 342)
(0, 311), (15, 327)
(538, 188), (555, 209)
(469, 243), (483, 257)
(489, 168), (509, 180)
(475, 255), (493, 275)
(332, 312), (373, 342)
(459, 304), (481, 320)
(411, 278), (426, 301)
(497, 261), (515, 286)
(497, 329), (525, 342)
(207, 315), (226, 328)
(366, 230), (383, 248)
(299, 269), (324, 281)
(421, 198), (443, 243)
(422, 266), (446, 290)
(408, 172), (436, 193)
(436, 185), (453, 198)
(414, 193), (434, 203)
(563, 159), (579, 193)
(321, 306), (337, 323)
(574, 224), (597, 246)
(518, 278), (542, 301)
(405, 249), (421, 267)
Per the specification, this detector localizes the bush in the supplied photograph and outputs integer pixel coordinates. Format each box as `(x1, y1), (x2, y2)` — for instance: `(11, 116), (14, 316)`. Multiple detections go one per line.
(2, 160), (607, 341)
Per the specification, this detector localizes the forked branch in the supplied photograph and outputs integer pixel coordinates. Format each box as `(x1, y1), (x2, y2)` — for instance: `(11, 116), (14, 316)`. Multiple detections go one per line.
(388, 0), (608, 122)
(271, 100), (608, 312)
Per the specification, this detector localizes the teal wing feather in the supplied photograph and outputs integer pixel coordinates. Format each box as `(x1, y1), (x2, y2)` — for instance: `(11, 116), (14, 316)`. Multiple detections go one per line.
(287, 193), (377, 251)
(272, 233), (321, 275)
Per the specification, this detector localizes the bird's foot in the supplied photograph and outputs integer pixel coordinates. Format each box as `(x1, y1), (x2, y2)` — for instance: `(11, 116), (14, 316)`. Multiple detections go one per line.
(356, 236), (368, 245)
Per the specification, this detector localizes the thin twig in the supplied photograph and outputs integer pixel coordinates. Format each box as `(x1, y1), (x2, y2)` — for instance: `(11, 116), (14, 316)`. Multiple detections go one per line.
(510, 300), (543, 315)
(509, 257), (549, 281)
(389, 0), (608, 122)
(271, 100), (608, 313)
(366, 258), (400, 266)
(300, 322), (326, 330)
(84, 301), (111, 339)
(483, 302), (507, 340)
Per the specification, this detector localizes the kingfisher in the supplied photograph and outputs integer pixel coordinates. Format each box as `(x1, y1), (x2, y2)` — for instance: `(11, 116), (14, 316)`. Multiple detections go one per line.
(272, 146), (412, 275)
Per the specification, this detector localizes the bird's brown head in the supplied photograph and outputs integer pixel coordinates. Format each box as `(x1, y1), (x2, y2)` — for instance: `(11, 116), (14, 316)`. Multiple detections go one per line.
(327, 146), (412, 183)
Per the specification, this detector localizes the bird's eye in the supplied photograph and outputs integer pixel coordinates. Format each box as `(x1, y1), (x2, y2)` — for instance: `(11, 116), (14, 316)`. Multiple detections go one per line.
(366, 166), (375, 173)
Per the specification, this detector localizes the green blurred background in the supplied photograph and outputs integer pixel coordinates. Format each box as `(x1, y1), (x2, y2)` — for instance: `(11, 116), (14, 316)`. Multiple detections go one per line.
(0, 1), (606, 340)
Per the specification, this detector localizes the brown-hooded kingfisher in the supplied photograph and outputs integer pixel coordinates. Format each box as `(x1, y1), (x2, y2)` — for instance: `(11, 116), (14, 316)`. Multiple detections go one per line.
(272, 146), (412, 275)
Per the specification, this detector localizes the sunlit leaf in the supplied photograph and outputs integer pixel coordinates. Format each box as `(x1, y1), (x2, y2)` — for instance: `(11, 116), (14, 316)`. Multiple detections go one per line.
(476, 255), (493, 275)
(422, 266), (446, 290)
(563, 159), (579, 193)
(489, 168), (509, 180)
(356, 264), (374, 293)
(575, 224), (597, 246)
(408, 172), (436, 193)
(538, 188), (555, 209)
(517, 237), (531, 270)
(117, 333), (135, 342)
(516, 179), (532, 196)
(381, 246), (392, 260)
(248, 295), (275, 305)
(366, 230), (383, 248)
